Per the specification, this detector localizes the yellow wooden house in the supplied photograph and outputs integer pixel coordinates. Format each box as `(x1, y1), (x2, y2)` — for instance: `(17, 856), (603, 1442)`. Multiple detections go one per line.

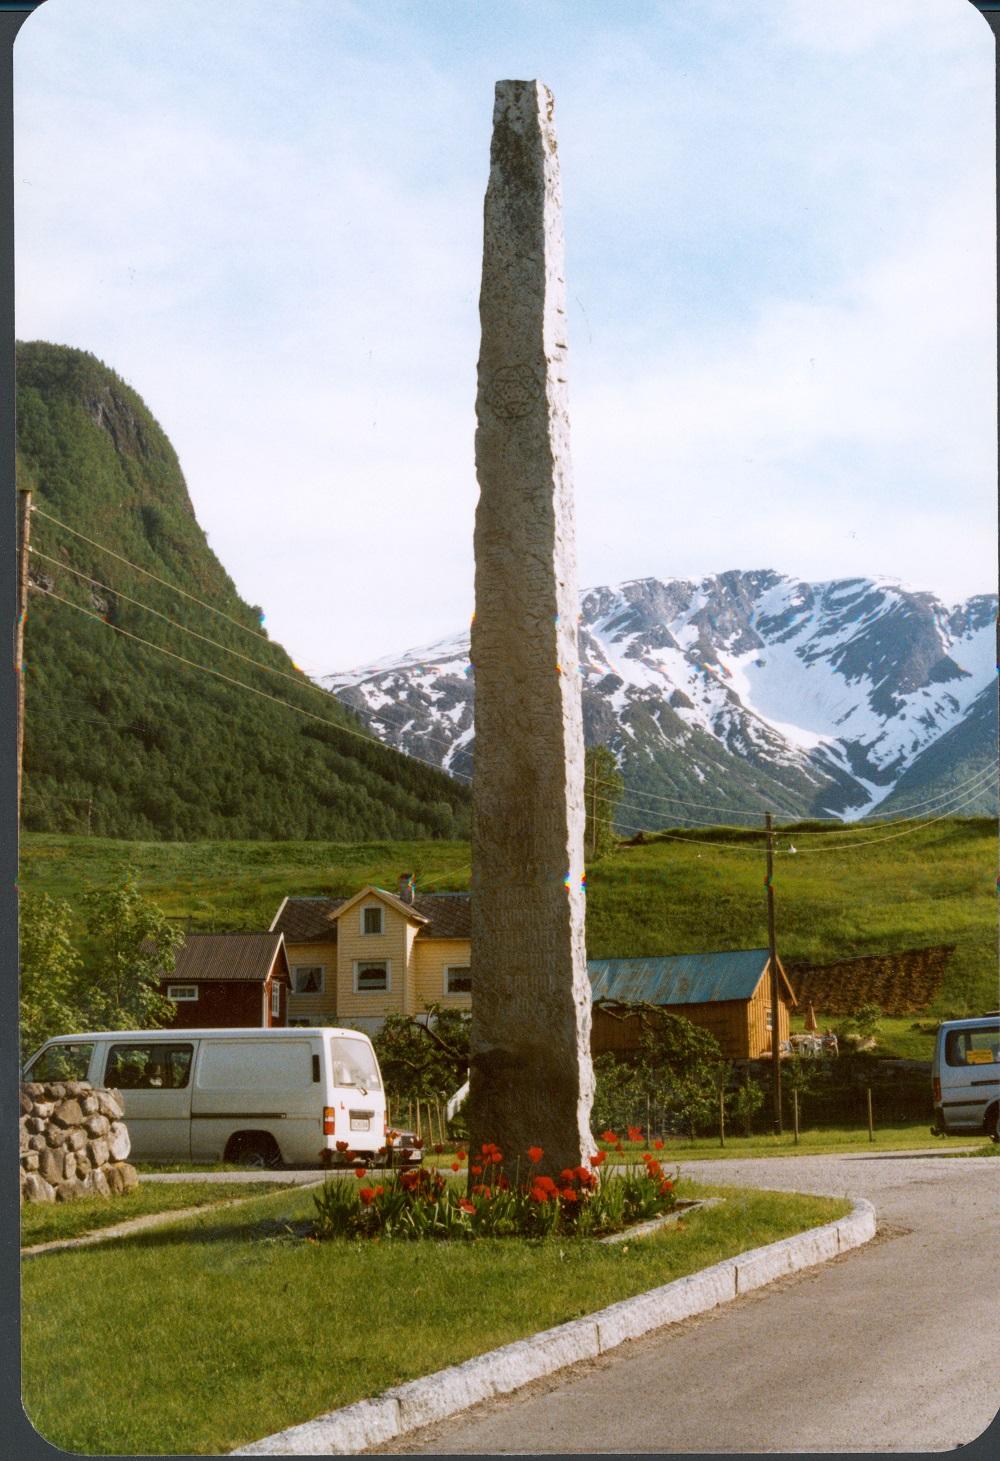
(269, 875), (471, 1034)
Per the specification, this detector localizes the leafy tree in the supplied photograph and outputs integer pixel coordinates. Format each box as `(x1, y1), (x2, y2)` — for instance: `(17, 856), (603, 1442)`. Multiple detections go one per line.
(733, 1067), (764, 1136)
(591, 1052), (646, 1135)
(79, 874), (182, 1030)
(372, 1008), (469, 1105)
(584, 745), (624, 858)
(837, 1002), (883, 1048)
(783, 1052), (818, 1140)
(18, 891), (82, 1060)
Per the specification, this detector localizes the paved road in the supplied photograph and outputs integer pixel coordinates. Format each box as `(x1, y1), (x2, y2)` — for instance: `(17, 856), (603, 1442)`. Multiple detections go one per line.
(375, 1152), (1000, 1455)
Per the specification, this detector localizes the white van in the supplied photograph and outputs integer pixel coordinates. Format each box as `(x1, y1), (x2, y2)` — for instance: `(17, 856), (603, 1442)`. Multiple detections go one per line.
(22, 1027), (387, 1167)
(931, 1016), (1000, 1141)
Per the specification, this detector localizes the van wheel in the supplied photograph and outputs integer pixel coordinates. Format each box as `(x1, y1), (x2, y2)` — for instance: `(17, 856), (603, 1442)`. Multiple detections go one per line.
(228, 1133), (282, 1169)
(986, 1105), (1000, 1144)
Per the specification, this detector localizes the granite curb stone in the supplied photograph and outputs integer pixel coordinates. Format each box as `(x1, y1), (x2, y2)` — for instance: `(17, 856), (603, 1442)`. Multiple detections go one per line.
(232, 1197), (876, 1455)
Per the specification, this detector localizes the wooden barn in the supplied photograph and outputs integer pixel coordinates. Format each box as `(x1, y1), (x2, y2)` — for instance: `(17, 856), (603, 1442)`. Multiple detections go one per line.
(157, 932), (291, 1029)
(588, 948), (797, 1061)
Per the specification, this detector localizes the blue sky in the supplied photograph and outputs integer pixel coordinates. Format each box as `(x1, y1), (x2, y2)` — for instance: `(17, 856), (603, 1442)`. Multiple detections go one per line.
(14, 0), (996, 671)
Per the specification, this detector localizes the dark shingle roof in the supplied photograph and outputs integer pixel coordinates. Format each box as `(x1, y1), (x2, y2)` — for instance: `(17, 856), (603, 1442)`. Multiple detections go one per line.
(270, 898), (347, 943)
(588, 950), (773, 1006)
(412, 894), (471, 940)
(272, 893), (471, 943)
(165, 933), (288, 984)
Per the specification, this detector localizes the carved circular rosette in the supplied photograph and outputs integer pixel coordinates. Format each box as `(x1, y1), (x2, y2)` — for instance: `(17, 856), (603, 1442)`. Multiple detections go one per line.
(484, 363), (543, 421)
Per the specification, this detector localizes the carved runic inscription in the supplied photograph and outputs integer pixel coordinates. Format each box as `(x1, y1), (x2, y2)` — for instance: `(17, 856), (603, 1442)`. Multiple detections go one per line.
(484, 364), (543, 420)
(469, 80), (594, 1180)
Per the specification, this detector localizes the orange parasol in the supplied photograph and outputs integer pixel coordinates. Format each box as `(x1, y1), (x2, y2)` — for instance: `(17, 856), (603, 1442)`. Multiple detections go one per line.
(804, 1001), (818, 1034)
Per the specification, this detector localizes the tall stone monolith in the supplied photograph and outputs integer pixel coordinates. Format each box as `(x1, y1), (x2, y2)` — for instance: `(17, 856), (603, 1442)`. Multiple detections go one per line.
(469, 80), (594, 1178)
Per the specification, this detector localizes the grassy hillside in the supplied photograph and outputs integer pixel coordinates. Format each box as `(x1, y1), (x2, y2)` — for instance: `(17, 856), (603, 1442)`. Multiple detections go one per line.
(17, 342), (469, 841)
(20, 815), (996, 1017)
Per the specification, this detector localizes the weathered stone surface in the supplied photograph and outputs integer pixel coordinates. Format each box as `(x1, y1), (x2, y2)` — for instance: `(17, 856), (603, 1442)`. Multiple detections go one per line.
(55, 1179), (89, 1203)
(107, 1122), (131, 1161)
(106, 1162), (138, 1194)
(37, 1147), (65, 1185)
(87, 1138), (110, 1169)
(19, 1090), (33, 1116)
(22, 1173), (55, 1204)
(85, 1168), (111, 1199)
(52, 1099), (83, 1128)
(97, 1090), (124, 1120)
(19, 1083), (137, 1206)
(469, 79), (593, 1176)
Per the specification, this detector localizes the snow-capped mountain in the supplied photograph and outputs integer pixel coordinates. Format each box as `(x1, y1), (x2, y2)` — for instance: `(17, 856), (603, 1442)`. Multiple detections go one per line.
(323, 571), (998, 825)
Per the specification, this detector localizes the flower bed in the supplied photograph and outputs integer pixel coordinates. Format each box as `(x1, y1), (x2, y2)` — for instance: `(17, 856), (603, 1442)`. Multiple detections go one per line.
(313, 1131), (677, 1241)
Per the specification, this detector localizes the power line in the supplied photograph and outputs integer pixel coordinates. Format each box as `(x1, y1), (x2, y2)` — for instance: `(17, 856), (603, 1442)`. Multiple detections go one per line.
(32, 585), (473, 790)
(592, 760), (999, 833)
(783, 783), (994, 852)
(29, 518), (995, 836)
(32, 505), (275, 646)
(31, 547), (478, 770)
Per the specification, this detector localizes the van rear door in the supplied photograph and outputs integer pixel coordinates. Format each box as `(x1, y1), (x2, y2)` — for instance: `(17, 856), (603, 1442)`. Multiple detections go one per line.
(100, 1040), (195, 1160)
(939, 1022), (1000, 1130)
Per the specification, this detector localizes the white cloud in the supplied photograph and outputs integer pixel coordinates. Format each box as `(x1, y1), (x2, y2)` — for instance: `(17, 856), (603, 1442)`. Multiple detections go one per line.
(13, 0), (995, 669)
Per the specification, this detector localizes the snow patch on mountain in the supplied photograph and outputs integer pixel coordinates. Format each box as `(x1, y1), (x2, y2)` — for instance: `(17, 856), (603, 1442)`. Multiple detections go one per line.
(322, 571), (997, 824)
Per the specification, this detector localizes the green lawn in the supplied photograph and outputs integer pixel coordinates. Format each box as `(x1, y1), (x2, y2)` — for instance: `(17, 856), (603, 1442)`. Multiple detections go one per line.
(593, 1121), (976, 1163)
(20, 1180), (289, 1247)
(22, 1178), (849, 1456)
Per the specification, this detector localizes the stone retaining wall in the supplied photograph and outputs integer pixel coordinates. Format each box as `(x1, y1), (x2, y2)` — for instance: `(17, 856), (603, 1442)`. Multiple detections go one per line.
(19, 1081), (139, 1204)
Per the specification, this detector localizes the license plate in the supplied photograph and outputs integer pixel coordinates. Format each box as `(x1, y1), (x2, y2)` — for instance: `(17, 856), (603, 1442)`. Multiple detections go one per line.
(350, 1118), (370, 1131)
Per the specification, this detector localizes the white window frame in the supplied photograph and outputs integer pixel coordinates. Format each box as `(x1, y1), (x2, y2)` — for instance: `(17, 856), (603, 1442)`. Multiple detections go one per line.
(291, 964), (325, 995)
(353, 959), (391, 994)
(167, 984), (198, 1002)
(444, 965), (472, 996)
(361, 904), (384, 936)
(765, 1006), (774, 1030)
(271, 982), (281, 1018)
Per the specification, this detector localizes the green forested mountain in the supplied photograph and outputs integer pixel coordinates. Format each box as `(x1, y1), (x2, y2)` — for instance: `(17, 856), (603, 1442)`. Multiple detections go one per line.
(16, 342), (470, 841)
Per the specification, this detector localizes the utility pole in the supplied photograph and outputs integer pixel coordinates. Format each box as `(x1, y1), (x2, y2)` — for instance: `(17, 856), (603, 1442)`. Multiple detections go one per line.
(590, 756), (599, 858)
(15, 487), (31, 822)
(765, 811), (782, 1134)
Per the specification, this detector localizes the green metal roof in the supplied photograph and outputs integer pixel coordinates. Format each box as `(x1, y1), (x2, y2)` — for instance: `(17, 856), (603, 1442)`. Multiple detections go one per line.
(587, 949), (771, 1006)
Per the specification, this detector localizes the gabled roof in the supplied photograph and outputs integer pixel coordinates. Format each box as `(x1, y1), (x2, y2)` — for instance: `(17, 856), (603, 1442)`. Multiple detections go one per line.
(588, 949), (796, 1007)
(271, 892), (471, 943)
(333, 885), (431, 925)
(162, 932), (289, 984)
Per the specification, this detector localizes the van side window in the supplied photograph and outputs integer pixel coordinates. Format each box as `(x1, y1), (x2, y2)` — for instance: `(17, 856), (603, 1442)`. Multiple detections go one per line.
(105, 1043), (194, 1089)
(944, 1026), (1000, 1067)
(25, 1043), (94, 1082)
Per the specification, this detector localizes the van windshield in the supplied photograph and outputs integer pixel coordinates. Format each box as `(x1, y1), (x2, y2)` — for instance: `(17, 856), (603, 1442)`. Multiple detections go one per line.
(330, 1037), (381, 1092)
(25, 1043), (94, 1082)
